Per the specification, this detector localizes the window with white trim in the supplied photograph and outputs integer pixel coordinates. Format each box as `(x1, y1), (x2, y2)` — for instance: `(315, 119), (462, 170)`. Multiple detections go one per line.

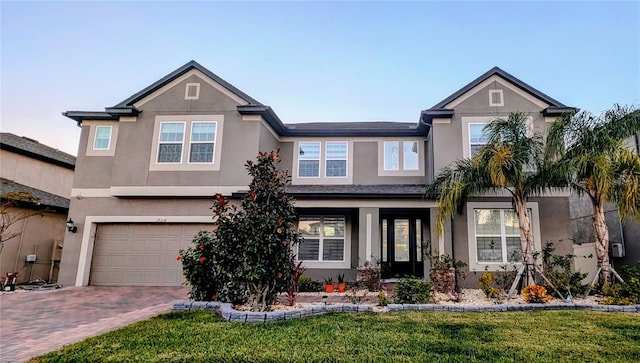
(325, 142), (347, 177)
(93, 126), (112, 150)
(473, 209), (522, 264)
(189, 122), (216, 163)
(296, 141), (349, 180)
(298, 216), (345, 262)
(469, 123), (489, 157)
(298, 142), (321, 177)
(157, 122), (185, 163)
(383, 140), (420, 171)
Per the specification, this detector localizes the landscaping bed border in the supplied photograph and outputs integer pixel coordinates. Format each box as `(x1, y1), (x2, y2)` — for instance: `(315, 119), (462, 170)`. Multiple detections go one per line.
(173, 301), (640, 323)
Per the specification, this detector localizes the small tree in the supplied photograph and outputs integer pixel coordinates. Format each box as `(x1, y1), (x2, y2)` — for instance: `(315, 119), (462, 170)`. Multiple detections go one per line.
(179, 150), (302, 311)
(1, 191), (41, 256)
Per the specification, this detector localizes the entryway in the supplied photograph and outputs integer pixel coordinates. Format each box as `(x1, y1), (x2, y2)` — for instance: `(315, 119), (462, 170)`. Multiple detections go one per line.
(380, 215), (424, 278)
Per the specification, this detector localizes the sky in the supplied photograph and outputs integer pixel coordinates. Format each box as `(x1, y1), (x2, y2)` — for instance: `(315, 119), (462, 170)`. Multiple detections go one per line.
(1, 1), (639, 156)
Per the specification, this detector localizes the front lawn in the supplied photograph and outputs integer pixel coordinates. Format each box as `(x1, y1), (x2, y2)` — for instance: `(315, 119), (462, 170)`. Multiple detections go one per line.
(34, 310), (640, 362)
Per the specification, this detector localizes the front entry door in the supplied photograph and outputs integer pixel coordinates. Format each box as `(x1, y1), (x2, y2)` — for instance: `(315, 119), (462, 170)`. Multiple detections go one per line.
(381, 217), (423, 278)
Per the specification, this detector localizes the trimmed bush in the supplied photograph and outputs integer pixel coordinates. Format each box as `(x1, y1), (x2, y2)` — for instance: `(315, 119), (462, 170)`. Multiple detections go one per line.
(394, 278), (432, 304)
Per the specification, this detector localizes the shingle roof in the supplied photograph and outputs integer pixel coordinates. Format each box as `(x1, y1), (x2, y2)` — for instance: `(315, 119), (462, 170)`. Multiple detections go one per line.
(0, 133), (76, 169)
(1, 178), (70, 211)
(430, 66), (570, 109)
(233, 184), (427, 200)
(114, 60), (263, 108)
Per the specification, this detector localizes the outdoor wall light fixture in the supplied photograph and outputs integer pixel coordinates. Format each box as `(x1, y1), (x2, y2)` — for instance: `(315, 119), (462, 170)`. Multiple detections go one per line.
(66, 218), (78, 233)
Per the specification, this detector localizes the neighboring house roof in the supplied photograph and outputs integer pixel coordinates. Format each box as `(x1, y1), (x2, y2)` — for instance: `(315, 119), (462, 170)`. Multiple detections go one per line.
(1, 178), (70, 212)
(233, 184), (426, 200)
(421, 66), (578, 120)
(0, 133), (76, 170)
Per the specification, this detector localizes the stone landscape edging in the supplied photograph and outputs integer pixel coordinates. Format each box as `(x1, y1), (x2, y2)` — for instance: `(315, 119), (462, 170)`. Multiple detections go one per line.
(172, 301), (640, 323)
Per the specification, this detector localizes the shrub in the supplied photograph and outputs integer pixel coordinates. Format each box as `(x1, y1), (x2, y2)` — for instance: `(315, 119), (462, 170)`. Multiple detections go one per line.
(479, 271), (498, 298)
(178, 231), (219, 302)
(298, 275), (322, 292)
(359, 260), (381, 292)
(429, 254), (468, 294)
(286, 261), (306, 306)
(522, 285), (552, 303)
(539, 242), (588, 297)
(601, 263), (640, 305)
(377, 290), (390, 306)
(394, 278), (432, 304)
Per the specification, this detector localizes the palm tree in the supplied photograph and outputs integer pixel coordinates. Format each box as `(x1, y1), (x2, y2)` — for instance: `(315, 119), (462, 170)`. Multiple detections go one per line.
(545, 104), (640, 288)
(428, 112), (548, 286)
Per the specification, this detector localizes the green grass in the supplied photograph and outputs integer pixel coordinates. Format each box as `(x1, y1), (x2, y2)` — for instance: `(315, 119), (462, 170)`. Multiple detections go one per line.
(34, 311), (640, 363)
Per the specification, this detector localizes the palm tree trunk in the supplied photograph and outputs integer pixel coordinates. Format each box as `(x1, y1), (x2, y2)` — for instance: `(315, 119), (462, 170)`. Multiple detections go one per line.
(515, 198), (535, 286)
(592, 201), (612, 288)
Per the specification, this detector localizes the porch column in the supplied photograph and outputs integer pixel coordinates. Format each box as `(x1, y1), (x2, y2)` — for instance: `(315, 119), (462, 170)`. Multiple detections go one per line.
(429, 207), (452, 256)
(358, 207), (380, 265)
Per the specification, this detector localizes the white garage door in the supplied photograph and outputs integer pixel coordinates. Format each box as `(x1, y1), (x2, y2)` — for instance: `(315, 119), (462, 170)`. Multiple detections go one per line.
(90, 223), (213, 286)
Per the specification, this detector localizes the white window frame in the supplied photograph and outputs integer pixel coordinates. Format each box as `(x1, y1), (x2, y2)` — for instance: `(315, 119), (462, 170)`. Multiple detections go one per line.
(157, 121), (186, 164)
(188, 121), (216, 164)
(468, 123), (489, 158)
(298, 141), (321, 178)
(489, 89), (504, 106)
(93, 126), (112, 150)
(292, 140), (353, 185)
(466, 201), (541, 272)
(383, 141), (400, 171)
(296, 215), (350, 269)
(402, 140), (420, 171)
(185, 83), (200, 100)
(378, 139), (424, 176)
(85, 121), (119, 156)
(324, 141), (348, 178)
(150, 115), (224, 171)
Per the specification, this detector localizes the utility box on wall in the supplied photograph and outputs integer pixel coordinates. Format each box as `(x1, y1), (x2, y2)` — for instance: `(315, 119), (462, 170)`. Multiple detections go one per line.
(611, 243), (625, 258)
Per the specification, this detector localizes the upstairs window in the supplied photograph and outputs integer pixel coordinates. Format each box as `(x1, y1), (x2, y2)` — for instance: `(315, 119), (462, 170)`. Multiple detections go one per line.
(469, 123), (489, 157)
(383, 141), (420, 171)
(298, 142), (321, 177)
(293, 141), (352, 184)
(157, 122), (185, 163)
(189, 122), (216, 163)
(325, 142), (348, 177)
(403, 141), (419, 170)
(93, 126), (112, 150)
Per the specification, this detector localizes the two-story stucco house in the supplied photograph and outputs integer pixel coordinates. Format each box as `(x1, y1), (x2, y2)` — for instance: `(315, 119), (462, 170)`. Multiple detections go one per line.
(1, 133), (75, 284)
(59, 61), (577, 287)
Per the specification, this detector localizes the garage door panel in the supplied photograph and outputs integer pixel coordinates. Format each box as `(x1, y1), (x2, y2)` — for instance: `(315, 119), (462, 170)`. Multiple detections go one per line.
(90, 223), (212, 286)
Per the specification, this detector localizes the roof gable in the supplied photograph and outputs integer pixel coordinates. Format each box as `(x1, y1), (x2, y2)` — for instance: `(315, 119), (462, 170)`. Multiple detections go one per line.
(113, 60), (263, 108)
(431, 66), (569, 109)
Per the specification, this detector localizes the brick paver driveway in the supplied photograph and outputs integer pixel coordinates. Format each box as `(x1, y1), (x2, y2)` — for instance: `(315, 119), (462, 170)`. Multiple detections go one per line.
(0, 286), (188, 362)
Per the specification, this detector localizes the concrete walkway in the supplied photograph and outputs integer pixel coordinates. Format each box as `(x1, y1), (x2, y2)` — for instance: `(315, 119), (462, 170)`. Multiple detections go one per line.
(0, 286), (188, 362)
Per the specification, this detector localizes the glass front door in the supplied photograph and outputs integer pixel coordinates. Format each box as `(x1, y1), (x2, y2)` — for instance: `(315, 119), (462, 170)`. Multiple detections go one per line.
(381, 216), (423, 278)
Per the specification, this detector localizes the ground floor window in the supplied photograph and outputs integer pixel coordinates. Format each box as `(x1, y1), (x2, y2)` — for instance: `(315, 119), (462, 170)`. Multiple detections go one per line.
(467, 202), (540, 272)
(297, 216), (345, 262)
(474, 209), (522, 263)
